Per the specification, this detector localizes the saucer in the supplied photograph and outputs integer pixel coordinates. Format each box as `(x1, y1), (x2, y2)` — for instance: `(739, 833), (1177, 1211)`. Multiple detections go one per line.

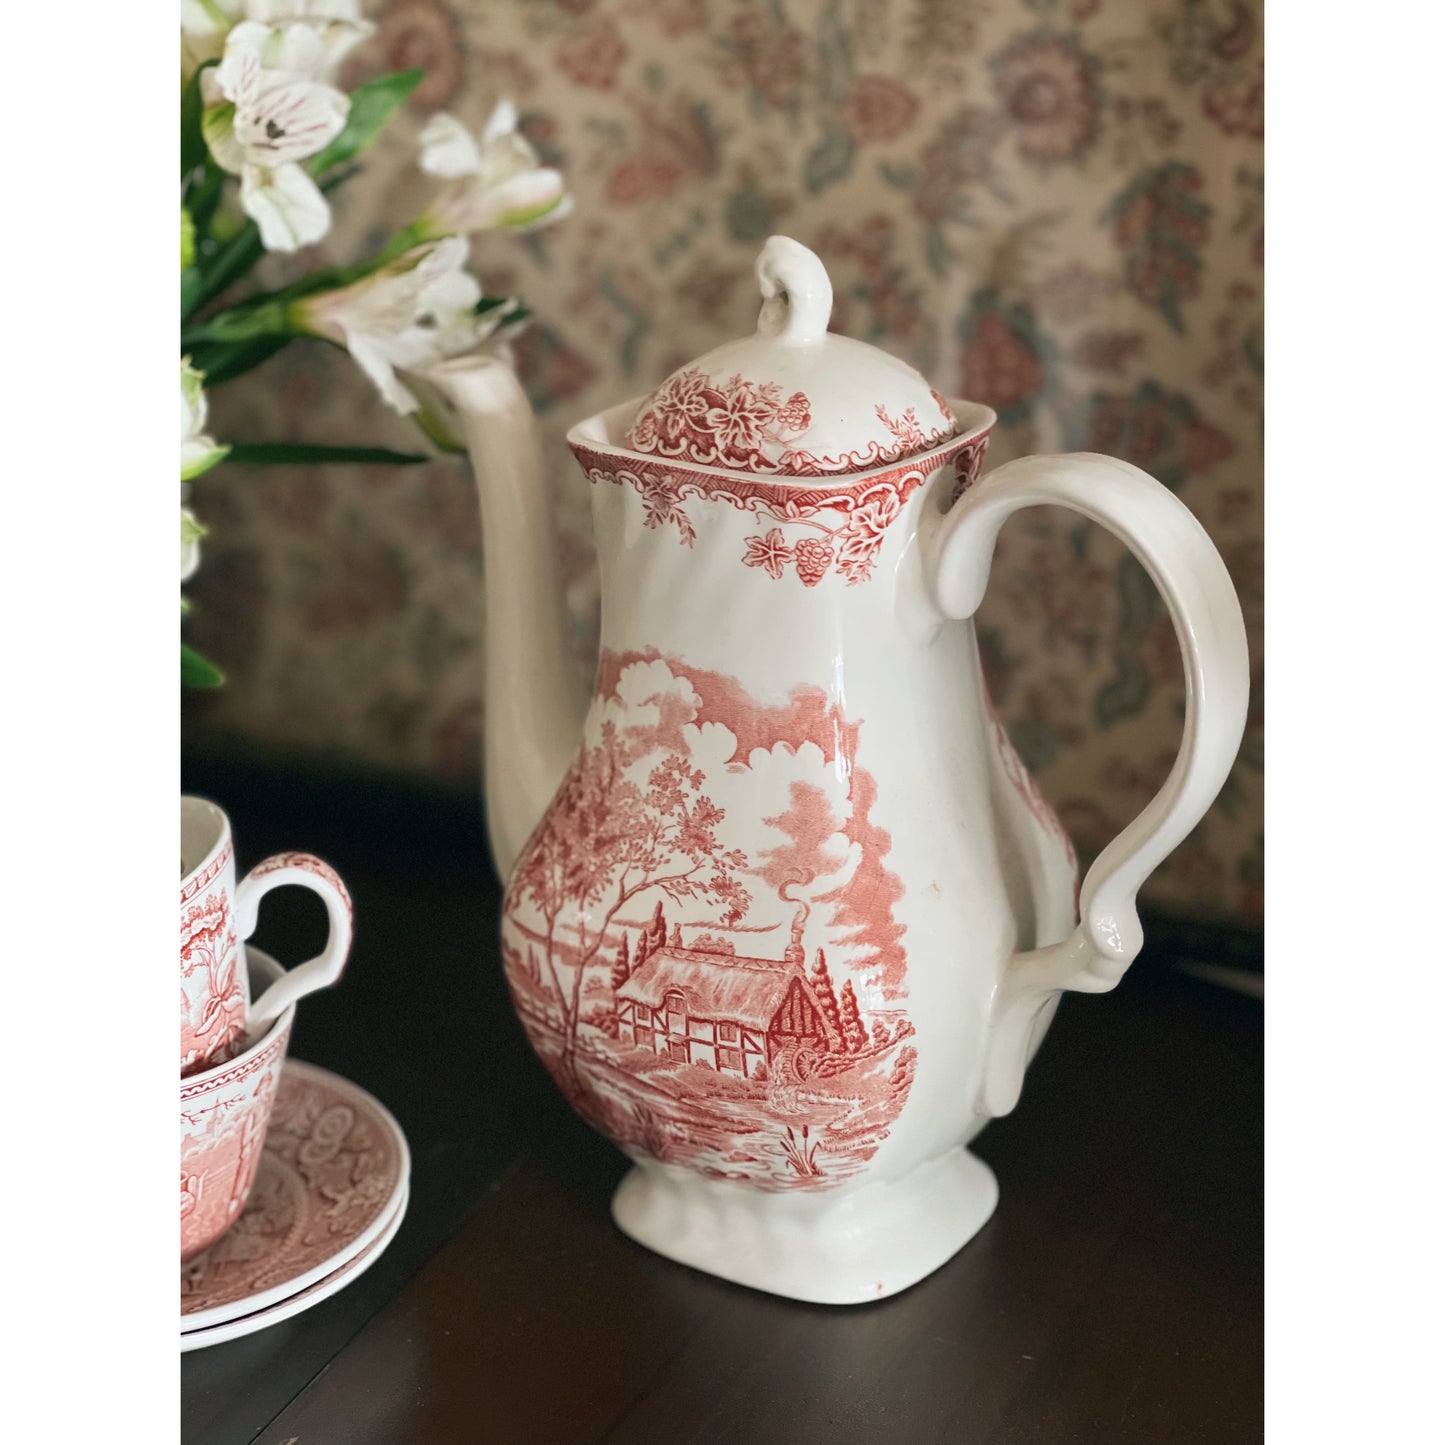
(181, 1059), (410, 1334)
(181, 1183), (409, 1352)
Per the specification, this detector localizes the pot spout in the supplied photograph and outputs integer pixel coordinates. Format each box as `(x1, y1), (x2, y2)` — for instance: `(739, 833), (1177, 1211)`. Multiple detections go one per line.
(422, 352), (588, 882)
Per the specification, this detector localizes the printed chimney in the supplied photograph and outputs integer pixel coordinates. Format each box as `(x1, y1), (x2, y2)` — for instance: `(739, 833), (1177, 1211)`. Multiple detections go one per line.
(785, 901), (808, 968)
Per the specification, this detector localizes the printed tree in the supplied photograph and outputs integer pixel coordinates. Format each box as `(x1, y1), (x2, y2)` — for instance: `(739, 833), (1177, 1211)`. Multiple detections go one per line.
(871, 1018), (891, 1048)
(510, 720), (751, 1081)
(838, 979), (867, 1054)
(809, 949), (844, 1050)
(691, 933), (735, 954)
(610, 934), (632, 991)
(635, 900), (667, 969)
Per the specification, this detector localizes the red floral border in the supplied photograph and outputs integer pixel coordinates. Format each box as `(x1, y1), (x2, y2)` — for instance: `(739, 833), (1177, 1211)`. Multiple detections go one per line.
(179, 1017), (291, 1103)
(575, 430), (990, 586)
(181, 838), (233, 905)
(246, 852), (354, 917)
(623, 366), (957, 476)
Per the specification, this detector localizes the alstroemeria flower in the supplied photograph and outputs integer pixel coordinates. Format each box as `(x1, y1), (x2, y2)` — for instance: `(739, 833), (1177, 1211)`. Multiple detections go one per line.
(182, 0), (244, 82)
(418, 103), (572, 235)
(181, 359), (228, 481)
(202, 21), (349, 251)
(296, 238), (519, 414)
(241, 0), (374, 78)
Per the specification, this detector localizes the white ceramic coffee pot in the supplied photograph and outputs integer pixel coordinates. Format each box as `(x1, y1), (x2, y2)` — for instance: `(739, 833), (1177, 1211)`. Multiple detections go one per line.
(424, 236), (1248, 1305)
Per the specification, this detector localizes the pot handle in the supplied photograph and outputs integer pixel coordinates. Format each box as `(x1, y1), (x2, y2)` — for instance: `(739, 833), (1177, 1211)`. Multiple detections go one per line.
(924, 451), (1249, 1116)
(235, 853), (354, 1032)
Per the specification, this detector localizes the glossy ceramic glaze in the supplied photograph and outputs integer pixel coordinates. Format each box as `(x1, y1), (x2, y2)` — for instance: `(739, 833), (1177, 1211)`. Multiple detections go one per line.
(180, 1183), (409, 1352)
(180, 949), (294, 1263)
(624, 235), (958, 476)
(425, 236), (1249, 1304)
(181, 1051), (410, 1329)
(180, 796), (355, 1075)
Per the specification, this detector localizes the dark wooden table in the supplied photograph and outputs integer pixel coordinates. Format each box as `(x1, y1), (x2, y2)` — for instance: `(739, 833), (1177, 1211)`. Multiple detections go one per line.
(180, 757), (1263, 1445)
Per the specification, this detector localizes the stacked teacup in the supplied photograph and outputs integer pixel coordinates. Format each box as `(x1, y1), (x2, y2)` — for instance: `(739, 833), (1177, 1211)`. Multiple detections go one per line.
(180, 797), (355, 1264)
(180, 798), (412, 1350)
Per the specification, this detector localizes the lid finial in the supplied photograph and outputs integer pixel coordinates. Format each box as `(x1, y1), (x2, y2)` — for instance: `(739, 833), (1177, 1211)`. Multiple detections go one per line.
(756, 236), (832, 346)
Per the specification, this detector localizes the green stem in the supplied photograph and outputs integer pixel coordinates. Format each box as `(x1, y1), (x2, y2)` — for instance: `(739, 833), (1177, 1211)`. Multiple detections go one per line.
(373, 216), (443, 267)
(181, 294), (296, 347)
(181, 169), (361, 326)
(225, 442), (429, 466)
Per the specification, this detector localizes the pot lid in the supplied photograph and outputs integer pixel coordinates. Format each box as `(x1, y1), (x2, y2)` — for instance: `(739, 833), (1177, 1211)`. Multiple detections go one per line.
(624, 236), (957, 477)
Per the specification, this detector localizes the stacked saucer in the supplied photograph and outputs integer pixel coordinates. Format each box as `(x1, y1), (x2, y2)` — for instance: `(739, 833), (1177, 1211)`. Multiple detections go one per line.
(181, 1057), (411, 1351)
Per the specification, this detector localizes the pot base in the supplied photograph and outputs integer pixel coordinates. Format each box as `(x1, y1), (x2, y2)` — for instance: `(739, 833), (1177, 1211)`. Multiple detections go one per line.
(610, 1145), (999, 1305)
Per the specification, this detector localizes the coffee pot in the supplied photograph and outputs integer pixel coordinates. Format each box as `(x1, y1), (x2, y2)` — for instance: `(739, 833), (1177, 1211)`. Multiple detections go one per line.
(424, 236), (1248, 1304)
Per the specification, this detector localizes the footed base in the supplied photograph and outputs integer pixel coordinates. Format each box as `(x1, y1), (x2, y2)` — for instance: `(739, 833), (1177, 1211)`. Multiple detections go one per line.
(610, 1146), (999, 1305)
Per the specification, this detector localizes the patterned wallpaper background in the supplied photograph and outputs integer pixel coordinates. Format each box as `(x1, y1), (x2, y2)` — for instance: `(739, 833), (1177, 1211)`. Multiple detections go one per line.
(185, 0), (1263, 927)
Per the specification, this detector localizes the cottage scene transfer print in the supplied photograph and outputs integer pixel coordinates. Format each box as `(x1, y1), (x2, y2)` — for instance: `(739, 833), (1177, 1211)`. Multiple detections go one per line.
(501, 650), (916, 1191)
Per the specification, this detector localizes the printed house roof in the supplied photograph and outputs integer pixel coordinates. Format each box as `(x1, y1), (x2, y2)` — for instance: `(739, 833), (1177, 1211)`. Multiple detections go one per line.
(617, 947), (830, 1036)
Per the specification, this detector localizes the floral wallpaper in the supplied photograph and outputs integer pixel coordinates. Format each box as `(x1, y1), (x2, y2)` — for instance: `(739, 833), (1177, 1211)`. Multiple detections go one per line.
(185, 0), (1263, 927)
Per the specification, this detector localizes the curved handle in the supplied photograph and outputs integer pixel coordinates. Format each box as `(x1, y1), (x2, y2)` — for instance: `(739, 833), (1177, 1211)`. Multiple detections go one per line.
(755, 235), (832, 346)
(235, 852), (354, 1032)
(925, 452), (1249, 1116)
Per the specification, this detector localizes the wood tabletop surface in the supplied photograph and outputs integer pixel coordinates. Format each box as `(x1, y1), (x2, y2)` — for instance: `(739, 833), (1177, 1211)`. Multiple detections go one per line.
(179, 758), (1263, 1445)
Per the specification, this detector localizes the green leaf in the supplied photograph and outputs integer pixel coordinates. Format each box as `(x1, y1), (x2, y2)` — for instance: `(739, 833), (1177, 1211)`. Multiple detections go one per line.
(186, 164), (225, 241)
(225, 443), (429, 466)
(924, 224), (954, 279)
(370, 216), (436, 268)
(1094, 556), (1161, 728)
(183, 170), (372, 325)
(1101, 163), (1211, 336)
(815, 0), (853, 105)
(1115, 553), (1159, 639)
(878, 161), (917, 191)
(411, 407), (467, 455)
(309, 70), (423, 177)
(181, 61), (217, 180)
(181, 643), (224, 690)
(803, 125), (855, 195)
(476, 294), (522, 318)
(186, 336), (292, 387)
(183, 221), (263, 322)
(1094, 660), (1151, 728)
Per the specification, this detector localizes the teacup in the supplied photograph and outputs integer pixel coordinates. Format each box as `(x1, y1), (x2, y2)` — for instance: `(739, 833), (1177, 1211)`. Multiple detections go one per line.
(181, 946), (294, 1263)
(180, 796), (352, 1075)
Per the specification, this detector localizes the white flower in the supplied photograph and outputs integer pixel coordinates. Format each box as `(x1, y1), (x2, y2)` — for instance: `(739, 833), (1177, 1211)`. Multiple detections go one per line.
(182, 0), (368, 83)
(202, 21), (349, 251)
(181, 508), (206, 583)
(181, 0), (244, 82)
(241, 1), (374, 79)
(181, 359), (228, 481)
(297, 238), (517, 414)
(419, 103), (572, 234)
(240, 161), (333, 253)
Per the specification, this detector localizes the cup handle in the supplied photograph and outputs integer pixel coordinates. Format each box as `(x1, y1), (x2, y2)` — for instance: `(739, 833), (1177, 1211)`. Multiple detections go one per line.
(924, 451), (1250, 1117)
(234, 852), (354, 1032)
